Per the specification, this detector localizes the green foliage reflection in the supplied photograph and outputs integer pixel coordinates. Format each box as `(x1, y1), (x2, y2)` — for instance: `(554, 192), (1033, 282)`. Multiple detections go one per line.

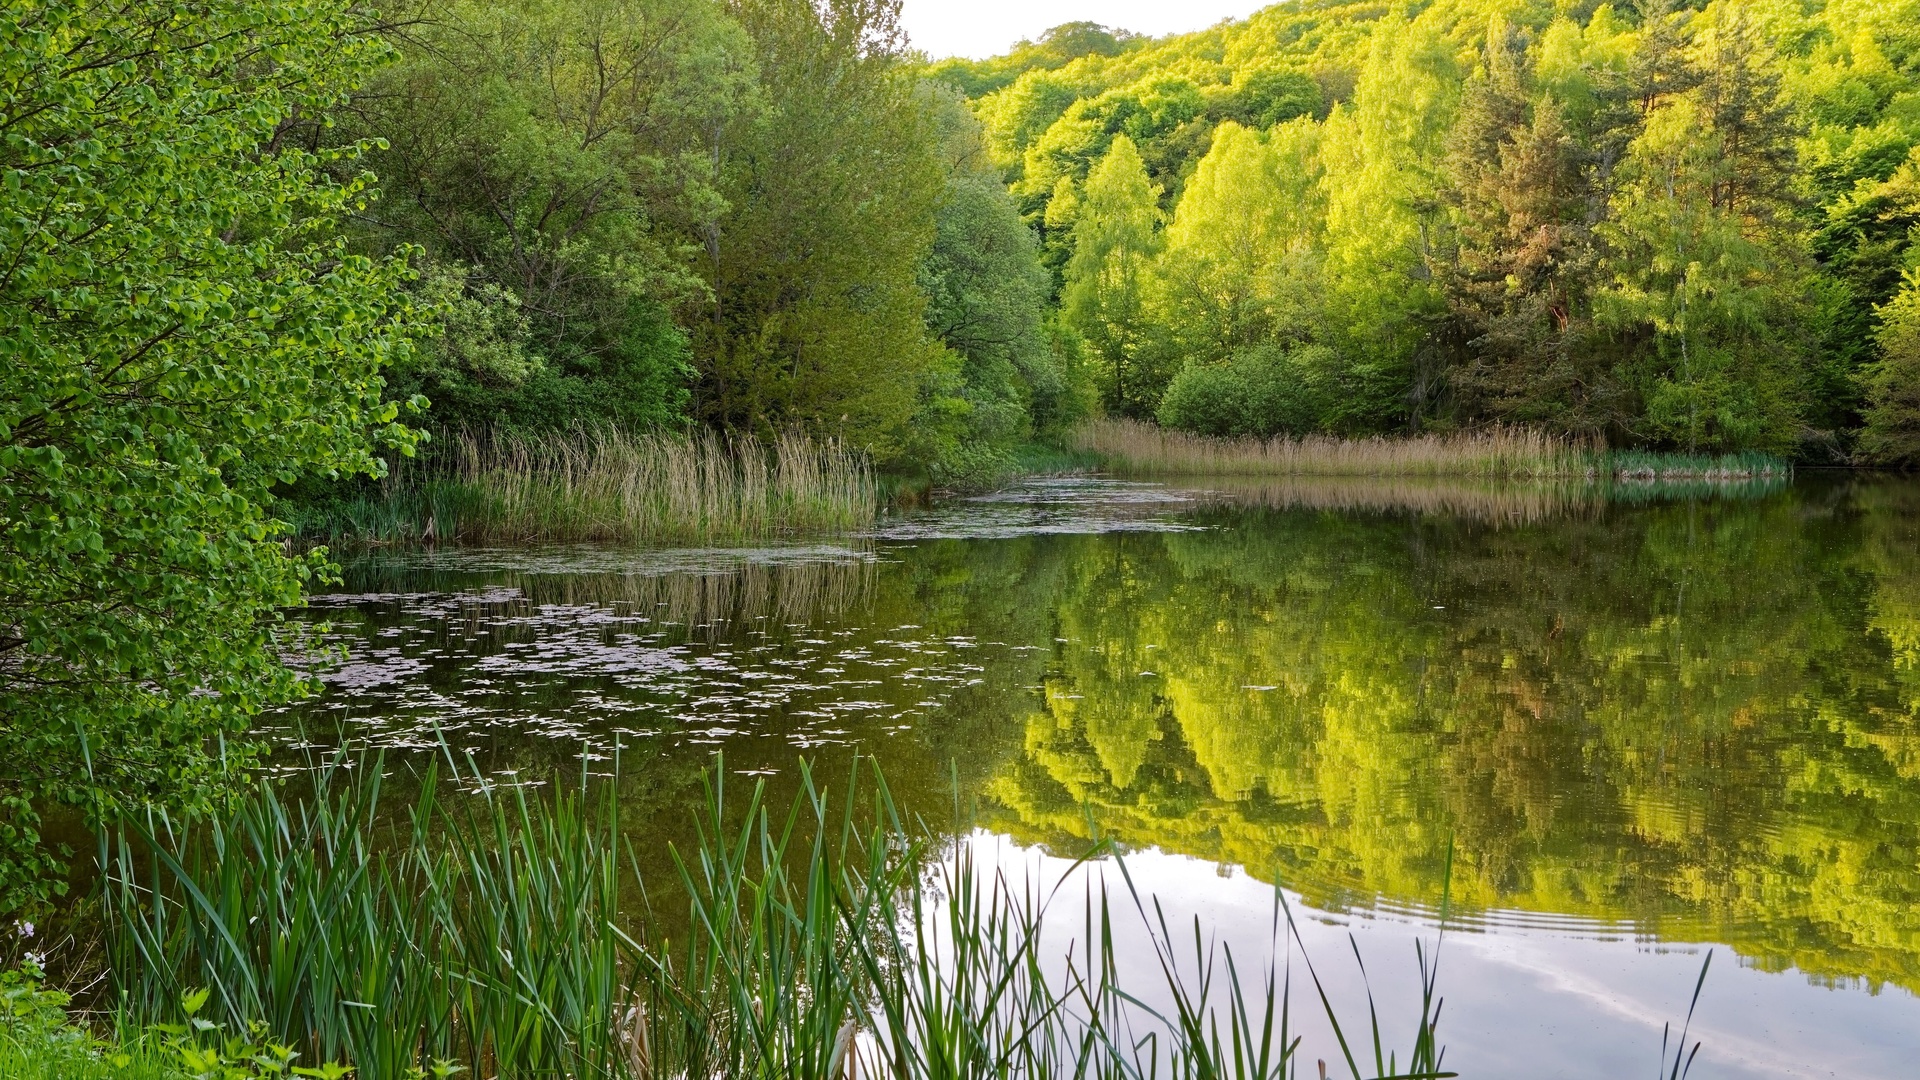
(977, 483), (1920, 992)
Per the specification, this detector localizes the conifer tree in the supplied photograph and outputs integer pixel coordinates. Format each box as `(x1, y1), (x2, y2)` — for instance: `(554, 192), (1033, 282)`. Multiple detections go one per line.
(1436, 19), (1614, 432)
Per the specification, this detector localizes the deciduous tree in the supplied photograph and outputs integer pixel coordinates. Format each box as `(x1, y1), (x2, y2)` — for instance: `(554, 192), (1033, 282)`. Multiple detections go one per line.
(1061, 135), (1166, 415)
(0, 0), (420, 912)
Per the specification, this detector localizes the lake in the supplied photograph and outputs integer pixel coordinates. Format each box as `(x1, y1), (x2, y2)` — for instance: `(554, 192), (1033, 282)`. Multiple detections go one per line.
(280, 473), (1920, 1080)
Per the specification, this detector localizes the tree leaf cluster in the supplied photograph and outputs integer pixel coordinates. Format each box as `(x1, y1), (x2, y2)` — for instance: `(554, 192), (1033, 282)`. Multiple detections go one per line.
(0, 0), (423, 911)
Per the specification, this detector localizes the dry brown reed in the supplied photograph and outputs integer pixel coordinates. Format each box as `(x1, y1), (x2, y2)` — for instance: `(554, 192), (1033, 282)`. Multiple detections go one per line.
(420, 427), (877, 545)
(1074, 416), (1598, 479)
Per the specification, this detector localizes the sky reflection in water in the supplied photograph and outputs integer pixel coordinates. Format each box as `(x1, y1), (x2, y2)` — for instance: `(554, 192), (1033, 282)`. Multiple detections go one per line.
(279, 474), (1920, 1079)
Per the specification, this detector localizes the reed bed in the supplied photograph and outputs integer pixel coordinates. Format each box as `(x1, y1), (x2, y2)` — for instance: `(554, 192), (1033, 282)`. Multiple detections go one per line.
(1076, 418), (1592, 479)
(303, 427), (878, 546)
(1075, 418), (1793, 483)
(100, 754), (1454, 1080)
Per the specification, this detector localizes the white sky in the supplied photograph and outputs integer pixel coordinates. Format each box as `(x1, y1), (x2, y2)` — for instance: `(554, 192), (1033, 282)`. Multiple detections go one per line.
(900, 0), (1273, 61)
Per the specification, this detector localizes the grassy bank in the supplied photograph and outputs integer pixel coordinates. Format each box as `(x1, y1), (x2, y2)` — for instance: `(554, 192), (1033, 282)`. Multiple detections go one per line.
(94, 755), (1452, 1080)
(1074, 417), (1793, 482)
(293, 428), (879, 547)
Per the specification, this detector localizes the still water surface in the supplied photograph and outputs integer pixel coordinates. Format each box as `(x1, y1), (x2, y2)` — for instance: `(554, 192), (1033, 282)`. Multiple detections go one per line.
(282, 474), (1920, 1079)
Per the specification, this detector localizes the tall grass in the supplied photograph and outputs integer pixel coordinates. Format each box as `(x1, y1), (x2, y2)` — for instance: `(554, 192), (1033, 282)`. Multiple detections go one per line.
(297, 427), (878, 547)
(102, 754), (1454, 1080)
(1075, 417), (1792, 482)
(1075, 418), (1592, 479)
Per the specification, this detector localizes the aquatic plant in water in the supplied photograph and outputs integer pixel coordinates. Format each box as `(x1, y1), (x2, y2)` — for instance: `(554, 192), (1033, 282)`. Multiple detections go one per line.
(294, 426), (878, 547)
(101, 751), (1458, 1079)
(1075, 417), (1792, 485)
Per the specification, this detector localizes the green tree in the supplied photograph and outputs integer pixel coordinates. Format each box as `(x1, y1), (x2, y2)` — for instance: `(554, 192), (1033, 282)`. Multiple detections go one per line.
(1596, 13), (1811, 454)
(976, 68), (1089, 174)
(1316, 12), (1460, 431)
(1152, 120), (1326, 364)
(920, 89), (1072, 451)
(1061, 135), (1166, 415)
(698, 0), (951, 462)
(1810, 147), (1920, 438)
(350, 0), (749, 432)
(1014, 74), (1206, 217)
(1861, 269), (1920, 464)
(0, 0), (420, 912)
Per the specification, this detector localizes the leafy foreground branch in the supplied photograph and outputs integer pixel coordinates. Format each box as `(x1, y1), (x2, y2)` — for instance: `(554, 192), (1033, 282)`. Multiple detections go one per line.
(96, 755), (1458, 1080)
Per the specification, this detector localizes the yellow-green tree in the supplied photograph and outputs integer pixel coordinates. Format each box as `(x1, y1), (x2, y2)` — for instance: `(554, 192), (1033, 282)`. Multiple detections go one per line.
(1597, 94), (1806, 451)
(1151, 120), (1325, 363)
(1316, 12), (1459, 430)
(1862, 269), (1920, 463)
(1061, 135), (1166, 415)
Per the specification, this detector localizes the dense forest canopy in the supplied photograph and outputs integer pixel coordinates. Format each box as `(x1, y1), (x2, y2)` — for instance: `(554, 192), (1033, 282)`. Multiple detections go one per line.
(329, 0), (1920, 466)
(341, 0), (1086, 482)
(927, 0), (1920, 459)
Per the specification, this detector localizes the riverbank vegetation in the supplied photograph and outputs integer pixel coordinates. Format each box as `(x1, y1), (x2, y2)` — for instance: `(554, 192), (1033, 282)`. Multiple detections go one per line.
(78, 755), (1452, 1080)
(294, 429), (876, 546)
(1077, 418), (1792, 480)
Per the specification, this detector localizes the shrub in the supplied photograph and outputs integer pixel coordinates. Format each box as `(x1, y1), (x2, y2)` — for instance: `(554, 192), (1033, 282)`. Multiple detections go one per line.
(1157, 344), (1333, 438)
(1157, 361), (1253, 436)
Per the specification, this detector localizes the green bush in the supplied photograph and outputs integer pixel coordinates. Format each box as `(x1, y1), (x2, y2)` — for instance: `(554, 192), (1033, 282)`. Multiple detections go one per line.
(1, 964), (360, 1080)
(1157, 360), (1253, 436)
(1157, 344), (1333, 438)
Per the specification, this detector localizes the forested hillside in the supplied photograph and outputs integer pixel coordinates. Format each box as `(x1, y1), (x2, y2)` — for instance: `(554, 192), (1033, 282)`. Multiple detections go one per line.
(932, 0), (1920, 459)
(332, 0), (1078, 482)
(283, 0), (1920, 467)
